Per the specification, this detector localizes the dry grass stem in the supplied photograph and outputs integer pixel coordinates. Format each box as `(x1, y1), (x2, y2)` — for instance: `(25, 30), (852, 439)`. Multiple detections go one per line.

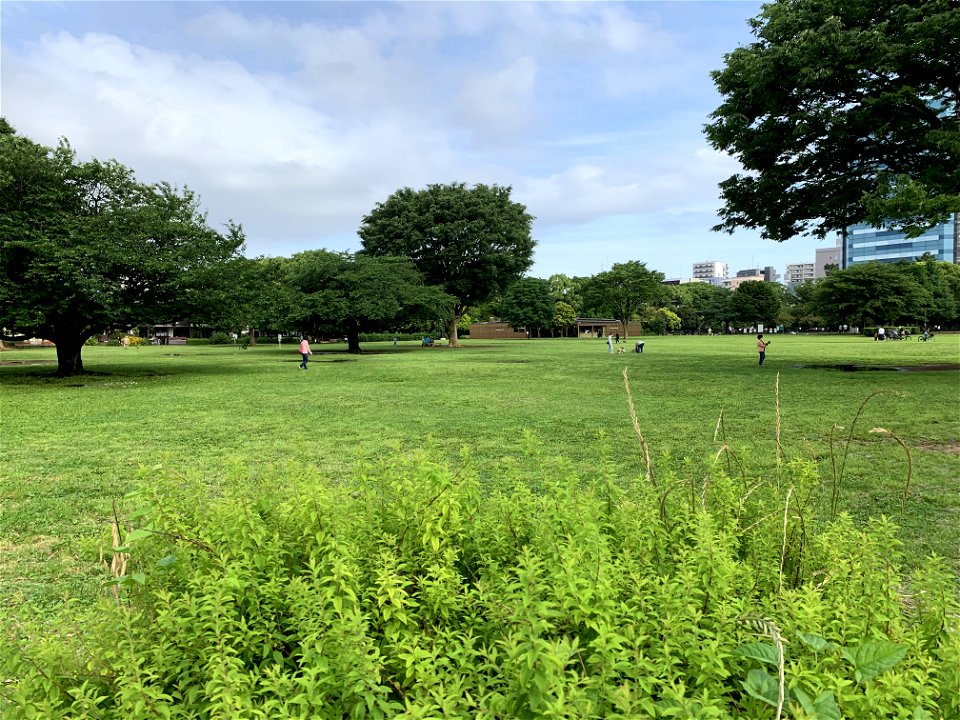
(622, 368), (655, 489)
(742, 617), (787, 720)
(869, 427), (914, 523)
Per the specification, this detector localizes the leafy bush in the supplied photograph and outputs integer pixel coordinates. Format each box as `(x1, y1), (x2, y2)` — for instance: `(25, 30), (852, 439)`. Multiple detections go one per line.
(184, 338), (210, 345)
(209, 331), (232, 345)
(357, 332), (430, 343)
(2, 440), (956, 719)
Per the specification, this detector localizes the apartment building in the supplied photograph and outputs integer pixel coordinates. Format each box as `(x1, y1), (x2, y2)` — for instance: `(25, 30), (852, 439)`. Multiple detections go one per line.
(692, 261), (728, 280)
(784, 263), (815, 286)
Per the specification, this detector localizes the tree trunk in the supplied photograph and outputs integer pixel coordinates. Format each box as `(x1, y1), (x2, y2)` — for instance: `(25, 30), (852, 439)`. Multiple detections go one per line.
(447, 315), (460, 348)
(347, 329), (362, 354)
(248, 328), (257, 346)
(54, 334), (86, 377)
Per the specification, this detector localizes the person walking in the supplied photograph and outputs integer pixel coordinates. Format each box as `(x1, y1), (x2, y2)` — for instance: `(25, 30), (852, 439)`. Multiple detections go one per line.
(757, 333), (770, 366)
(607, 334), (614, 353)
(298, 336), (312, 369)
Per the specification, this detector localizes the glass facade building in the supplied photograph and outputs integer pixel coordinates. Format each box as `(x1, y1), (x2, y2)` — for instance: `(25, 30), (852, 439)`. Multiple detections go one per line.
(843, 214), (959, 268)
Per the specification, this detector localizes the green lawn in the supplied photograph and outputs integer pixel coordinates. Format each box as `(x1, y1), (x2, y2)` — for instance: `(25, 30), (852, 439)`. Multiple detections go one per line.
(1, 333), (958, 618)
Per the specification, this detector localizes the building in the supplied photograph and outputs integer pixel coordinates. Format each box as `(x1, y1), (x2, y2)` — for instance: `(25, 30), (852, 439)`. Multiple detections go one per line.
(576, 318), (643, 337)
(843, 215), (959, 268)
(815, 246), (841, 278)
(692, 261), (728, 281)
(467, 321), (528, 339)
(736, 266), (781, 283)
(728, 275), (765, 289)
(784, 263), (816, 286)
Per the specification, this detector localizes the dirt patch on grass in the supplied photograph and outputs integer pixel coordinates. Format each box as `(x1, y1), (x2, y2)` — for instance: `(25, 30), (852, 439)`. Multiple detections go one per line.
(0, 359), (56, 366)
(796, 363), (960, 372)
(917, 440), (960, 456)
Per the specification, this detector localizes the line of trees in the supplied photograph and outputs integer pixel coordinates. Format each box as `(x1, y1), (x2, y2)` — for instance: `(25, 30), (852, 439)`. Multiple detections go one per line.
(5, 110), (957, 381)
(0, 122), (537, 375)
(481, 255), (960, 338)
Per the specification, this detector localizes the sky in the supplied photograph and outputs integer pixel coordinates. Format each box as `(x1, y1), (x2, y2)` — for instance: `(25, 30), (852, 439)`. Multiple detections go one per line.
(1, 0), (840, 281)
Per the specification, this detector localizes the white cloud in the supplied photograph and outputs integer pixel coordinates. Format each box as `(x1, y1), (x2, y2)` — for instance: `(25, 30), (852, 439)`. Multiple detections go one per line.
(455, 56), (539, 144)
(2, 1), (794, 276)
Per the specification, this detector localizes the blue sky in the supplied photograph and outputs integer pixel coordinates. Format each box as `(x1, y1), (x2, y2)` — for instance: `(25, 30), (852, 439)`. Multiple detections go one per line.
(1, 1), (837, 280)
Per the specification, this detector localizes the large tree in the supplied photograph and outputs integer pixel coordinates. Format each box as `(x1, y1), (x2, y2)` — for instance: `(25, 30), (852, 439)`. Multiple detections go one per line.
(783, 280), (824, 331)
(812, 262), (928, 328)
(903, 254), (960, 326)
(553, 301), (577, 337)
(358, 183), (535, 347)
(547, 273), (584, 315)
(705, 0), (959, 243)
(498, 277), (554, 337)
(191, 256), (290, 345)
(285, 250), (452, 354)
(0, 124), (244, 375)
(580, 261), (664, 338)
(670, 282), (732, 334)
(730, 281), (784, 328)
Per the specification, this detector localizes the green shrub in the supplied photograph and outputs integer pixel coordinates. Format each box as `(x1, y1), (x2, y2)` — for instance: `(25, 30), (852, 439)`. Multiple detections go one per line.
(184, 338), (210, 345)
(357, 332), (429, 343)
(209, 331), (232, 345)
(2, 443), (956, 719)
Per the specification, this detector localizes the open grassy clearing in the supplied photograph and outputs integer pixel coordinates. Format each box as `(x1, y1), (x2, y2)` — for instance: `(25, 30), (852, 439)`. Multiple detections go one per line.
(1, 333), (958, 620)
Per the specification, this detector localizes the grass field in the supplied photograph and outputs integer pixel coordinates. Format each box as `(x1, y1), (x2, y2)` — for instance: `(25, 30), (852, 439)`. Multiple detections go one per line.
(1, 333), (958, 620)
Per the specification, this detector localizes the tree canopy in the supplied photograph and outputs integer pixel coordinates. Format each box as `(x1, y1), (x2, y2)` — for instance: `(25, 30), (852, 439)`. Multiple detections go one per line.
(902, 254), (960, 326)
(192, 256), (290, 345)
(0, 123), (244, 375)
(358, 183), (535, 347)
(553, 301), (577, 337)
(812, 262), (928, 328)
(285, 250), (452, 354)
(705, 0), (960, 242)
(669, 283), (732, 334)
(498, 277), (555, 337)
(580, 261), (664, 338)
(729, 281), (784, 327)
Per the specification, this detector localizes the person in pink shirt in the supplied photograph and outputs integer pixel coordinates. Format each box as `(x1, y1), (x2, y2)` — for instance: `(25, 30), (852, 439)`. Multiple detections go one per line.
(298, 337), (312, 370)
(757, 333), (770, 366)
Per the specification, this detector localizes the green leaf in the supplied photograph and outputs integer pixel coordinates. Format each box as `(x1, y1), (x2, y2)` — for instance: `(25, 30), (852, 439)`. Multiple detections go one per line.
(735, 642), (780, 666)
(743, 668), (779, 707)
(797, 632), (834, 653)
(841, 640), (907, 682)
(805, 692), (841, 720)
(155, 554), (177, 568)
(912, 708), (934, 720)
(130, 573), (147, 585)
(125, 528), (153, 543)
